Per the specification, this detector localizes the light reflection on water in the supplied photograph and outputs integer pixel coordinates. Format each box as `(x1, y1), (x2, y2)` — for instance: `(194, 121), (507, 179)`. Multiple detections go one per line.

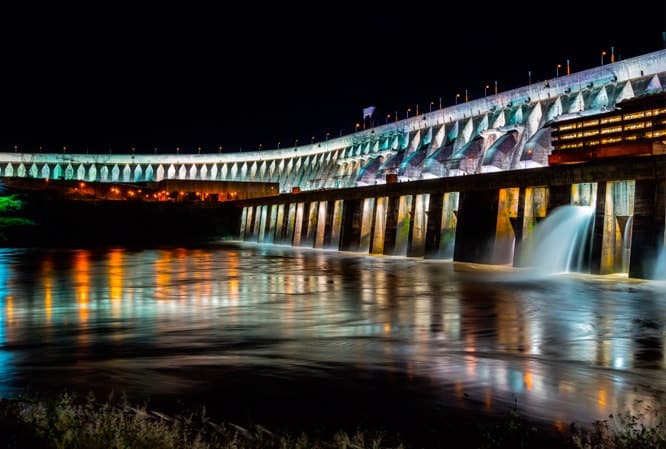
(0, 243), (664, 431)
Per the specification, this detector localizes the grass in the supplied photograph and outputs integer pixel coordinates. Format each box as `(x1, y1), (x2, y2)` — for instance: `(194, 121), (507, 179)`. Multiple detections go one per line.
(0, 391), (663, 449)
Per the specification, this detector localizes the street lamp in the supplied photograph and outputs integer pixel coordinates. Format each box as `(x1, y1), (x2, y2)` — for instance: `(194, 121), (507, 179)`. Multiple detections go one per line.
(429, 101), (434, 112)
(556, 63), (562, 77)
(464, 89), (468, 102)
(386, 113), (391, 123)
(566, 59), (570, 75)
(601, 50), (606, 65)
(438, 97), (442, 109)
(484, 84), (490, 96)
(406, 108), (411, 118)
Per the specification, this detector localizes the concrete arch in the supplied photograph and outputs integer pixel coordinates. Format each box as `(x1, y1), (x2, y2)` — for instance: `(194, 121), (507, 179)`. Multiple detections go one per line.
(88, 165), (97, 181)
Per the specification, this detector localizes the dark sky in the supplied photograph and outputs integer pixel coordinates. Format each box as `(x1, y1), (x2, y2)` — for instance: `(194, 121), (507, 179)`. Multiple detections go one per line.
(0, 2), (664, 154)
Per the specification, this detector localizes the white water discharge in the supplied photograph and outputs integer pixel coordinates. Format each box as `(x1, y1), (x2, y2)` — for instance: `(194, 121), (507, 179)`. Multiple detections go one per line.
(516, 205), (595, 276)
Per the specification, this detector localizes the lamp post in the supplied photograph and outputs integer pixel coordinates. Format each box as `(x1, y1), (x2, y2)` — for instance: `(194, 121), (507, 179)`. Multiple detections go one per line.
(556, 63), (562, 77)
(406, 108), (411, 118)
(386, 114), (391, 123)
(429, 101), (434, 112)
(611, 46), (615, 63)
(494, 80), (498, 94)
(438, 97), (442, 109)
(566, 59), (570, 75)
(484, 84), (490, 96)
(464, 89), (468, 102)
(601, 50), (606, 65)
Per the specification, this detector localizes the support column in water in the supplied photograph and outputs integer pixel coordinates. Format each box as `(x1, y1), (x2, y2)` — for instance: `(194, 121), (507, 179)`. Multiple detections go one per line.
(339, 199), (361, 251)
(393, 195), (413, 256)
(370, 196), (388, 255)
(453, 189), (500, 264)
(589, 182), (607, 275)
(314, 201), (328, 249)
(327, 200), (343, 250)
(424, 192), (444, 259)
(439, 192), (459, 259)
(407, 194), (429, 257)
(382, 196), (400, 255)
(630, 178), (666, 279)
(494, 188), (519, 265)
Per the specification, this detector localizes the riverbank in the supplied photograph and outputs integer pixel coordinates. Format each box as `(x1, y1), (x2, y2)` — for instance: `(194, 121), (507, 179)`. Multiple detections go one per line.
(0, 391), (598, 449)
(0, 178), (242, 247)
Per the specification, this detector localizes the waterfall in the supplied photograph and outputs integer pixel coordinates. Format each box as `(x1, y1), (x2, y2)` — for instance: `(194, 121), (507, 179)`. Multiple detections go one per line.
(515, 205), (595, 276)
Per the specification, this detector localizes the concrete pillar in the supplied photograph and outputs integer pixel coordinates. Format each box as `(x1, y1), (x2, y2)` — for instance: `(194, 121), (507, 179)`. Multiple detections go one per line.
(301, 201), (318, 247)
(275, 204), (285, 243)
(359, 197), (375, 253)
(258, 205), (268, 243)
(494, 188), (519, 265)
(339, 199), (362, 251)
(453, 189), (500, 264)
(630, 178), (666, 279)
(597, 181), (635, 274)
(371, 196), (388, 255)
(285, 203), (297, 244)
(243, 206), (254, 241)
(407, 193), (429, 257)
(439, 192), (459, 259)
(589, 182), (607, 274)
(514, 187), (548, 267)
(292, 202), (304, 246)
(239, 207), (248, 240)
(314, 201), (328, 248)
(382, 196), (400, 255)
(394, 195), (413, 256)
(328, 199), (343, 250)
(252, 205), (262, 242)
(424, 192), (444, 259)
(266, 204), (278, 244)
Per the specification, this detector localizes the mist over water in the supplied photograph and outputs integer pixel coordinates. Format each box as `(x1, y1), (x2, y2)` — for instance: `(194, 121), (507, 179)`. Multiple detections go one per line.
(515, 205), (595, 278)
(0, 242), (664, 435)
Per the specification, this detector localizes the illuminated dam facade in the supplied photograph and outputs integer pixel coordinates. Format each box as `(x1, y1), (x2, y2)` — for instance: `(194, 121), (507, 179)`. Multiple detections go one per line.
(1, 50), (665, 280)
(0, 49), (665, 192)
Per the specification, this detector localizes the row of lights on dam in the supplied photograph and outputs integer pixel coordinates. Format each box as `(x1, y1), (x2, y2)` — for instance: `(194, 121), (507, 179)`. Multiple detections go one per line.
(5, 46), (622, 157)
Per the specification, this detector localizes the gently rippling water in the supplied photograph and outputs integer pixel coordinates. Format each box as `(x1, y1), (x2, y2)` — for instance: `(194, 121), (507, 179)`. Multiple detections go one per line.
(0, 241), (664, 435)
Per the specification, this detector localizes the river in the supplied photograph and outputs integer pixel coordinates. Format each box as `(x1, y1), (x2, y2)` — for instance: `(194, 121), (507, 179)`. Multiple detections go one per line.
(0, 241), (664, 441)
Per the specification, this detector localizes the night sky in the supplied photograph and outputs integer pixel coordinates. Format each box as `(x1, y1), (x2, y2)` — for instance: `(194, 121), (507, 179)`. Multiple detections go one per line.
(0, 2), (664, 154)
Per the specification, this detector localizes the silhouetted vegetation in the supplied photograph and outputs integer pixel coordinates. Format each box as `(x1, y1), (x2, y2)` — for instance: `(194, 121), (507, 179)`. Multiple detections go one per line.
(0, 391), (663, 448)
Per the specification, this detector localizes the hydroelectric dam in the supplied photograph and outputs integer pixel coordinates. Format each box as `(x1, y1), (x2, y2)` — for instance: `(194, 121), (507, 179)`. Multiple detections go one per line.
(1, 49), (665, 280)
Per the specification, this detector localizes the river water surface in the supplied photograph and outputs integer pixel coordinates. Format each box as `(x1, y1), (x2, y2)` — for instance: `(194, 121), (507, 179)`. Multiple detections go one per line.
(0, 241), (664, 439)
